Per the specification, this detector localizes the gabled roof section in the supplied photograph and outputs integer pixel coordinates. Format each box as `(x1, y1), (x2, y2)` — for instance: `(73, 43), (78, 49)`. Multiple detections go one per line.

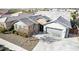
(5, 16), (19, 22)
(0, 17), (7, 22)
(1, 14), (11, 18)
(29, 15), (51, 23)
(42, 16), (51, 21)
(19, 13), (33, 17)
(53, 16), (72, 28)
(19, 18), (34, 26)
(29, 15), (42, 21)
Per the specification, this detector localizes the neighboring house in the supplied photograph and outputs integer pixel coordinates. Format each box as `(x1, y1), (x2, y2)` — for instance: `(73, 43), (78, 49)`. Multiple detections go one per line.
(44, 16), (72, 38)
(14, 18), (39, 36)
(1, 14), (13, 18)
(0, 13), (34, 30)
(0, 16), (18, 30)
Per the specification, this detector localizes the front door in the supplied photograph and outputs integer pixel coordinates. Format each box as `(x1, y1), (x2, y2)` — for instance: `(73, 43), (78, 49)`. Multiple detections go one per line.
(39, 24), (43, 32)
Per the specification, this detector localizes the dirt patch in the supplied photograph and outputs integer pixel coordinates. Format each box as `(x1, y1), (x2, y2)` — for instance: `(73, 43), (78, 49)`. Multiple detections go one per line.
(0, 33), (39, 51)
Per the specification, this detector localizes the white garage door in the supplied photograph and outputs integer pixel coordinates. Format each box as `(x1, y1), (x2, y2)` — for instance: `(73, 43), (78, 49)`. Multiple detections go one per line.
(46, 28), (63, 37)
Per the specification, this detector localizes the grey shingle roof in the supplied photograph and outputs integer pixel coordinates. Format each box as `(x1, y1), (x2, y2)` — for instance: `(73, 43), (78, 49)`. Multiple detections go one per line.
(29, 15), (51, 23)
(4, 13), (33, 22)
(29, 15), (41, 21)
(53, 16), (72, 28)
(42, 16), (51, 21)
(5, 16), (19, 22)
(1, 14), (11, 18)
(19, 13), (33, 18)
(20, 18), (34, 26)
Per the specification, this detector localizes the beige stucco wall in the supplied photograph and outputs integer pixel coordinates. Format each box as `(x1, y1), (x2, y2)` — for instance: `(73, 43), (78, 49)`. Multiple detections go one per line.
(0, 22), (5, 28)
(14, 24), (29, 33)
(14, 23), (39, 36)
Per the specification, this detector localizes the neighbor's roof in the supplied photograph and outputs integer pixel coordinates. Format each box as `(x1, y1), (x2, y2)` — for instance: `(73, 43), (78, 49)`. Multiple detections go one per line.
(0, 9), (8, 15)
(53, 16), (72, 28)
(1, 14), (11, 18)
(0, 17), (7, 22)
(19, 13), (34, 17)
(0, 16), (19, 23)
(0, 13), (34, 23)
(5, 16), (19, 22)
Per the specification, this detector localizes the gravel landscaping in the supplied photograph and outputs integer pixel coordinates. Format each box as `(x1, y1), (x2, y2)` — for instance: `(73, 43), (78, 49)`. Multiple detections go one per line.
(0, 33), (39, 51)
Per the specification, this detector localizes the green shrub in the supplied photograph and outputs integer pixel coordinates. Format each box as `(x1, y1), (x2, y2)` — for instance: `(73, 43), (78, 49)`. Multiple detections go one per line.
(7, 9), (21, 14)
(15, 31), (29, 37)
(12, 30), (16, 34)
(18, 32), (28, 37)
(0, 27), (6, 33)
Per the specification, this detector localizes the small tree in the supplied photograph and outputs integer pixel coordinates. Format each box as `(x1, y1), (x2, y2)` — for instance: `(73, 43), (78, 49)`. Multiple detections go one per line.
(71, 10), (78, 20)
(7, 9), (21, 14)
(70, 10), (79, 27)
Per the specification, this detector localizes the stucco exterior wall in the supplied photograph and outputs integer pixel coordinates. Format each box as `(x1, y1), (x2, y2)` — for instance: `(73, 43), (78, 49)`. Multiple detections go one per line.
(0, 22), (5, 28)
(14, 22), (39, 36)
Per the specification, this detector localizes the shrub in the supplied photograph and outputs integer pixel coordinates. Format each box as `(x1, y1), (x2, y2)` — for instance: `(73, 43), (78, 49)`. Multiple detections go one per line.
(17, 32), (28, 37)
(12, 30), (16, 34)
(14, 31), (28, 37)
(7, 9), (21, 14)
(0, 27), (6, 33)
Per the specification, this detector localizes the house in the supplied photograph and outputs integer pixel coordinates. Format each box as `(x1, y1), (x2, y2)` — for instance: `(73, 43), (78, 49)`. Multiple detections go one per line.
(14, 18), (39, 36)
(14, 15), (51, 36)
(0, 16), (18, 30)
(44, 16), (72, 38)
(0, 13), (35, 30)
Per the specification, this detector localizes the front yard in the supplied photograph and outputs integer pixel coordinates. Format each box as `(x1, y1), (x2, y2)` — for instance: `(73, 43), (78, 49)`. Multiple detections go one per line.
(0, 33), (39, 51)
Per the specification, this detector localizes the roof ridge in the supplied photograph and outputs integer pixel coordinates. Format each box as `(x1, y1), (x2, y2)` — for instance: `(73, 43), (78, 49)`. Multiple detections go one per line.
(28, 17), (38, 24)
(4, 17), (8, 23)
